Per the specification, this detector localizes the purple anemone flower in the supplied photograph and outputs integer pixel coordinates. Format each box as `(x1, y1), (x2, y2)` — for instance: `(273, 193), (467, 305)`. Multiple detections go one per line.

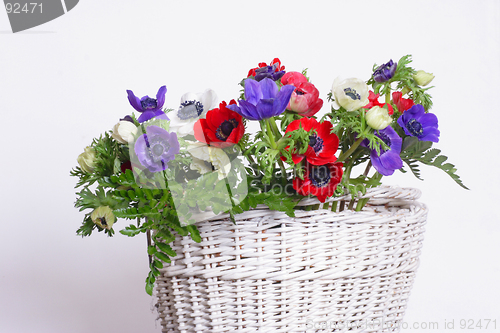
(373, 60), (397, 83)
(397, 104), (440, 142)
(227, 78), (294, 121)
(254, 63), (286, 82)
(127, 86), (169, 123)
(362, 126), (403, 176)
(134, 126), (180, 173)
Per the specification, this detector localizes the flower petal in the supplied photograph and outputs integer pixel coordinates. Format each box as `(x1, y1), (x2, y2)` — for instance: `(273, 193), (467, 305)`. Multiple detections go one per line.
(235, 100), (260, 120)
(198, 89), (218, 115)
(156, 86), (167, 109)
(273, 85), (294, 116)
(137, 110), (169, 123)
(244, 79), (262, 106)
(418, 130), (440, 143)
(127, 90), (143, 112)
(180, 92), (198, 104)
(260, 78), (279, 100)
(256, 98), (274, 119)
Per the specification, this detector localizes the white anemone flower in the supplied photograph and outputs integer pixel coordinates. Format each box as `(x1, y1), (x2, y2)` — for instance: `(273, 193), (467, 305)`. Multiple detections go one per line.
(190, 156), (213, 175)
(187, 142), (230, 180)
(331, 77), (369, 111)
(169, 89), (217, 137)
(111, 120), (138, 144)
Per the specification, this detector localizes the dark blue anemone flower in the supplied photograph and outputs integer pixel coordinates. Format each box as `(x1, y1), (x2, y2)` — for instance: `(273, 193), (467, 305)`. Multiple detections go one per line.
(362, 126), (403, 176)
(227, 78), (294, 121)
(127, 86), (169, 123)
(373, 60), (397, 83)
(397, 104), (440, 142)
(254, 63), (286, 82)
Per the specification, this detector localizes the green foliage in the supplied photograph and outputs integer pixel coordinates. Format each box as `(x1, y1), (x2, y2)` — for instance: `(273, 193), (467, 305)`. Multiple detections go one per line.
(400, 137), (468, 189)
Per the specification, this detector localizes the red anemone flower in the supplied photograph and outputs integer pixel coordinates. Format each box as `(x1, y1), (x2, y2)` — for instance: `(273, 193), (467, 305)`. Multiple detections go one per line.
(392, 91), (414, 113)
(363, 91), (394, 115)
(281, 72), (323, 117)
(120, 161), (132, 173)
(293, 162), (344, 203)
(282, 117), (339, 165)
(194, 100), (245, 148)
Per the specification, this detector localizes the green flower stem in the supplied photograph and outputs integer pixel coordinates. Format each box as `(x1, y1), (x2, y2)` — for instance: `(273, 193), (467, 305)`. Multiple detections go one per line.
(347, 198), (357, 210)
(264, 119), (278, 150)
(339, 200), (345, 212)
(337, 137), (364, 163)
(146, 228), (152, 265)
(322, 202), (330, 210)
(331, 201), (338, 212)
(355, 198), (369, 212)
(246, 154), (257, 165)
(354, 172), (383, 212)
(269, 117), (282, 140)
(264, 119), (288, 185)
(363, 161), (372, 176)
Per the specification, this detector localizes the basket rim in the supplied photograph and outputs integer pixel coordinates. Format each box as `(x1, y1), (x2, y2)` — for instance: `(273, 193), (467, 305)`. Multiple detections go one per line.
(190, 185), (423, 224)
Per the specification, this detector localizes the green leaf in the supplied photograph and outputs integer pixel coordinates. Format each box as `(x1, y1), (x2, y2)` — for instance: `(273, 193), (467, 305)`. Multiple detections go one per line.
(147, 245), (157, 255)
(127, 190), (136, 200)
(155, 251), (171, 263)
(152, 259), (163, 269)
(145, 272), (155, 296)
(156, 242), (177, 257)
(119, 224), (142, 237)
(401, 139), (468, 189)
(263, 195), (297, 217)
(114, 207), (140, 219)
(186, 225), (201, 243)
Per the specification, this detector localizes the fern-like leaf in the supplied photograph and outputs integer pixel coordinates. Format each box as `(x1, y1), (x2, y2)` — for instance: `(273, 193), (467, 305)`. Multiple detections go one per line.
(401, 137), (468, 189)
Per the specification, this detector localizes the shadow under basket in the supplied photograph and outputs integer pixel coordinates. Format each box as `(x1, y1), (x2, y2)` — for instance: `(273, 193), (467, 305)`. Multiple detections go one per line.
(155, 186), (427, 333)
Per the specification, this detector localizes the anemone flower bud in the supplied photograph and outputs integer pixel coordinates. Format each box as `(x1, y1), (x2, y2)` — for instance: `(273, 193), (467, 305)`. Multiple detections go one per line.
(91, 206), (115, 230)
(77, 146), (96, 173)
(112, 120), (138, 144)
(366, 106), (392, 130)
(373, 60), (397, 83)
(413, 70), (435, 86)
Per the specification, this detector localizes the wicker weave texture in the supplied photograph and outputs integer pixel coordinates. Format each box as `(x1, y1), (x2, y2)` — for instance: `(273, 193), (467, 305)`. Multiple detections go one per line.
(156, 187), (427, 333)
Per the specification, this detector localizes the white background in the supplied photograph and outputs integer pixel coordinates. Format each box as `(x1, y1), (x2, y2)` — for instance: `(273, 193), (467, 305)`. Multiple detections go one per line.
(0, 1), (499, 332)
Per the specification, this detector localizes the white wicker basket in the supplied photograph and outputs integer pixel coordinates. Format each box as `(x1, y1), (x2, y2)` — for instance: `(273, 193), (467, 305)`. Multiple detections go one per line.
(155, 186), (427, 333)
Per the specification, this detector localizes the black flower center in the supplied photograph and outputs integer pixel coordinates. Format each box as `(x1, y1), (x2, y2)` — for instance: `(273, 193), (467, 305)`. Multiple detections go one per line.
(146, 136), (170, 162)
(98, 217), (107, 226)
(178, 100), (204, 120)
(310, 165), (331, 188)
(216, 119), (238, 141)
(344, 87), (360, 100)
(152, 144), (164, 156)
(309, 134), (324, 154)
(406, 118), (424, 137)
(295, 88), (305, 96)
(141, 97), (158, 110)
(376, 132), (392, 155)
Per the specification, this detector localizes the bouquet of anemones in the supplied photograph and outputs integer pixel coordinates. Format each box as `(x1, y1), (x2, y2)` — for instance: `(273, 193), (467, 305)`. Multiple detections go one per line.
(71, 55), (467, 294)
